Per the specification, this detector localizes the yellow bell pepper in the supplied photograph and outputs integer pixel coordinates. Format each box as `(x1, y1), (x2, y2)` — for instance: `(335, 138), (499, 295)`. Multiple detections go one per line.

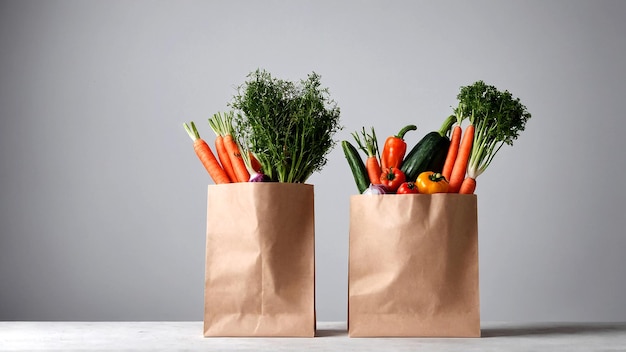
(416, 171), (449, 194)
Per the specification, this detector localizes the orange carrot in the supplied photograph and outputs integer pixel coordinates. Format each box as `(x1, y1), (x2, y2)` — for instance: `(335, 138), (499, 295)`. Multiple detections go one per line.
(441, 124), (462, 182)
(459, 177), (477, 194)
(365, 156), (382, 185)
(223, 134), (249, 182)
(214, 135), (235, 182)
(183, 122), (230, 184)
(208, 115), (236, 182)
(209, 112), (250, 182)
(249, 151), (263, 173)
(352, 126), (382, 185)
(447, 124), (474, 193)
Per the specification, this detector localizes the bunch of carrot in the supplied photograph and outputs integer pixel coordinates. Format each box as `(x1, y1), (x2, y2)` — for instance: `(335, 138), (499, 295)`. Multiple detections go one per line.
(442, 81), (531, 195)
(183, 112), (251, 184)
(441, 116), (476, 194)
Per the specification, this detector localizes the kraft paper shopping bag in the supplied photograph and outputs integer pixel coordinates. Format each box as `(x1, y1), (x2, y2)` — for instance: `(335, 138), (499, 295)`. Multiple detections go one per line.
(348, 193), (479, 337)
(204, 183), (315, 337)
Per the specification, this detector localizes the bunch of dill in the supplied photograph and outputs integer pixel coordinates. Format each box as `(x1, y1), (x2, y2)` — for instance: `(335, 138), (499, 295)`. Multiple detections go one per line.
(230, 69), (342, 183)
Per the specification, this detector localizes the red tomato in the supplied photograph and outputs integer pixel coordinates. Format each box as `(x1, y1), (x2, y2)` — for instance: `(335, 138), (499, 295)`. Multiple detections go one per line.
(396, 181), (419, 194)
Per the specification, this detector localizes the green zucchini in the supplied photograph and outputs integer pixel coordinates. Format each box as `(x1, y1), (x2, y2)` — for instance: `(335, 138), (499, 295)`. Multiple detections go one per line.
(400, 115), (455, 182)
(342, 140), (369, 194)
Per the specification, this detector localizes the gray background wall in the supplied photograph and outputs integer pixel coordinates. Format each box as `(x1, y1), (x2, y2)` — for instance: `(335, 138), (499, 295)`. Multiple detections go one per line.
(1, 0), (625, 322)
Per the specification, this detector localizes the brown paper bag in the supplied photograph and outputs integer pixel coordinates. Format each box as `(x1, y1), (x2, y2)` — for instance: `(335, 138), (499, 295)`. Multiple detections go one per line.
(203, 183), (316, 337)
(348, 193), (480, 337)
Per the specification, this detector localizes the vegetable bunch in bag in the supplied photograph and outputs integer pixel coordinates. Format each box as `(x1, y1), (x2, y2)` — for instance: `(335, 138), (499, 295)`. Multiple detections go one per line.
(230, 69), (342, 183)
(183, 69), (341, 184)
(342, 116), (454, 194)
(445, 80), (531, 194)
(343, 80), (530, 195)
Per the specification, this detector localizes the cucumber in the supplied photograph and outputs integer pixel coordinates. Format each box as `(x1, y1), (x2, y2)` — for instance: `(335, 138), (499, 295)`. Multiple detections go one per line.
(400, 116), (455, 182)
(342, 140), (369, 194)
(400, 132), (446, 182)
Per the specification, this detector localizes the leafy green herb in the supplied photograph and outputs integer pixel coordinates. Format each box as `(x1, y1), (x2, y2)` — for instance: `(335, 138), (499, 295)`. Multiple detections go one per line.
(230, 69), (342, 183)
(456, 80), (531, 179)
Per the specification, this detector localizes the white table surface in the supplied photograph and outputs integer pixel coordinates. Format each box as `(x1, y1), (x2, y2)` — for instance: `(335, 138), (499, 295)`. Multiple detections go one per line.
(2, 321), (626, 351)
